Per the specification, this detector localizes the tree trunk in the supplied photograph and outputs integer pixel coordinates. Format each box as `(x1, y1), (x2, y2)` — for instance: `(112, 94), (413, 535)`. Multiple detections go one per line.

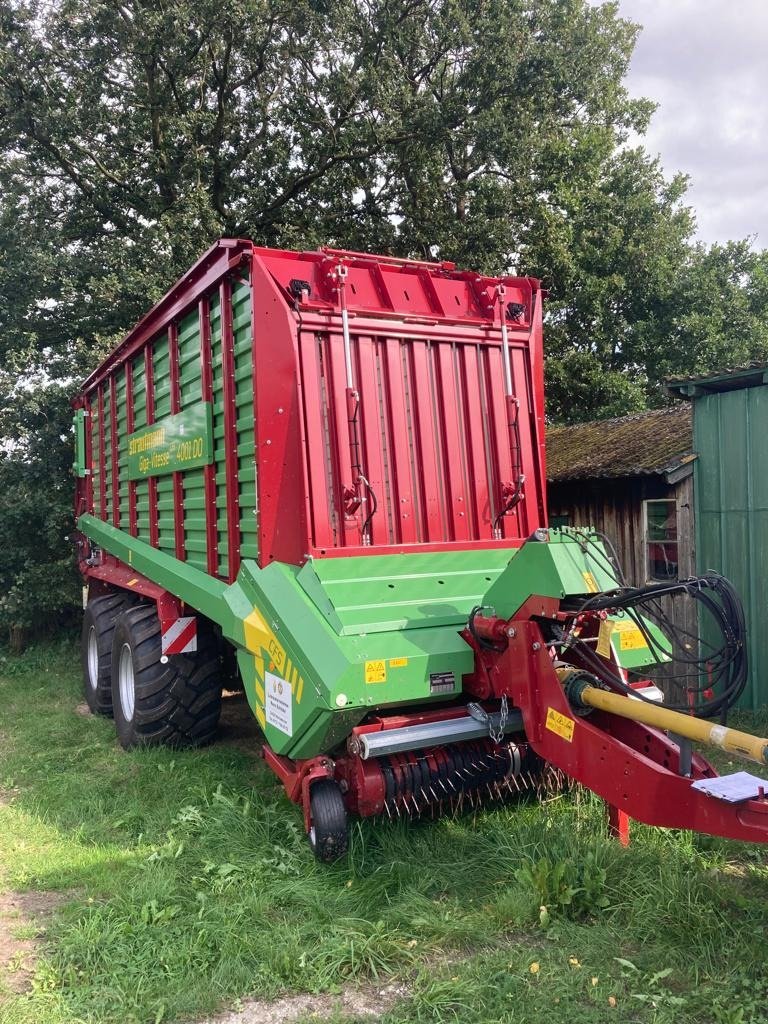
(8, 624), (27, 654)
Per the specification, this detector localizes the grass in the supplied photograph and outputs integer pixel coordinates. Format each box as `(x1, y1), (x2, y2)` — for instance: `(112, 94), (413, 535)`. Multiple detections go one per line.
(2, 642), (768, 1023)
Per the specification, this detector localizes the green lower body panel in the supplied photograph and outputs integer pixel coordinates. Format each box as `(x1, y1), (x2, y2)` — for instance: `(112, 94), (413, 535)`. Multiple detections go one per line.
(78, 516), (663, 760)
(225, 558), (480, 758)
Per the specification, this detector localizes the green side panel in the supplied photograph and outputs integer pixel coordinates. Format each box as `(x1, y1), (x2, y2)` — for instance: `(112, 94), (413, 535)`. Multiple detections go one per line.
(91, 399), (101, 509)
(209, 292), (229, 578)
(73, 409), (87, 477)
(103, 385), (113, 522)
(152, 337), (175, 554)
(482, 529), (620, 617)
(132, 354), (149, 540)
(606, 616), (672, 669)
(115, 372), (128, 526)
(300, 549), (517, 635)
(177, 307), (208, 573)
(79, 514), (228, 624)
(232, 279), (257, 562)
(483, 530), (666, 669)
(694, 385), (768, 710)
(79, 507), (672, 760)
(228, 558), (478, 759)
(78, 515), (477, 760)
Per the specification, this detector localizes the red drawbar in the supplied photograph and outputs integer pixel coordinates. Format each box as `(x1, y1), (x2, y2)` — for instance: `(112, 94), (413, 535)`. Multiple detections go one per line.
(464, 615), (768, 846)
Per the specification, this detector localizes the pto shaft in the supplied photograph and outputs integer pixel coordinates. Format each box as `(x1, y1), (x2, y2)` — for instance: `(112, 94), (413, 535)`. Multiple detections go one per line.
(579, 684), (768, 767)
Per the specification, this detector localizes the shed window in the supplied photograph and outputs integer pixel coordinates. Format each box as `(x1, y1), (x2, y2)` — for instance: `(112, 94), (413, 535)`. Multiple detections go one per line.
(644, 499), (678, 581)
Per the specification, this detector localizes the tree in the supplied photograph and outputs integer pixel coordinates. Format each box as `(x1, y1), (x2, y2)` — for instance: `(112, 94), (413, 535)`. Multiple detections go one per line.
(0, 0), (766, 639)
(0, 0), (665, 353)
(0, 379), (80, 648)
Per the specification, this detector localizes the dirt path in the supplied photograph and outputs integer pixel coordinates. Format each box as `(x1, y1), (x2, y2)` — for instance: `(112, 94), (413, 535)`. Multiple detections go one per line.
(197, 982), (408, 1024)
(0, 889), (65, 995)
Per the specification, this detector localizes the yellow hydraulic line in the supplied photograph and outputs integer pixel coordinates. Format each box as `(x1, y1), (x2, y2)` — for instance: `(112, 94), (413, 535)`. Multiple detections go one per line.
(579, 684), (768, 767)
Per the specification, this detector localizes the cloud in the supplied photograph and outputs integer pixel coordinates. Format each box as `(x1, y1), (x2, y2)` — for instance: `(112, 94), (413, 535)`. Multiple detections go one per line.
(615, 0), (768, 246)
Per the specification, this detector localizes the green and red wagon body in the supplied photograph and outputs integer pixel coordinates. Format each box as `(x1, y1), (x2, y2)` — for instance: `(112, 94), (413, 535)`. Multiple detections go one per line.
(73, 239), (768, 855)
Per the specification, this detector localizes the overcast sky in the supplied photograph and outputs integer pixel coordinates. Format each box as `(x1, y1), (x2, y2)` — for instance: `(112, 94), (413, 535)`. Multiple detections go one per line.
(614, 0), (768, 248)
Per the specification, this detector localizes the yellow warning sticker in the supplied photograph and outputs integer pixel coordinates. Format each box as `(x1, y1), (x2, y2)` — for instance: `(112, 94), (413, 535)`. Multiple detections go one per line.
(582, 571), (599, 594)
(365, 659), (387, 684)
(546, 707), (575, 742)
(596, 619), (615, 659)
(619, 629), (647, 650)
(613, 620), (648, 650)
(389, 657), (408, 668)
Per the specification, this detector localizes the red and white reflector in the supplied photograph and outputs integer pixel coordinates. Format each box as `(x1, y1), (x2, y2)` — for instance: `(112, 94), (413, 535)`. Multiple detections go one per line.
(161, 616), (197, 656)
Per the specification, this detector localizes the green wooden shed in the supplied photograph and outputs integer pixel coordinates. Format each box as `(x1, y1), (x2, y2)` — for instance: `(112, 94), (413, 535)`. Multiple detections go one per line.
(670, 365), (768, 711)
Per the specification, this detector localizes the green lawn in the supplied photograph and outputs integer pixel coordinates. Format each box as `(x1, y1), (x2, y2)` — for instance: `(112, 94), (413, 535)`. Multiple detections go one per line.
(2, 642), (768, 1024)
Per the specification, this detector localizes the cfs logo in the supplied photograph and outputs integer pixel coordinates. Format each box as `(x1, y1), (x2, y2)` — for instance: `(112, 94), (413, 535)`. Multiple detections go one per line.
(268, 635), (286, 671)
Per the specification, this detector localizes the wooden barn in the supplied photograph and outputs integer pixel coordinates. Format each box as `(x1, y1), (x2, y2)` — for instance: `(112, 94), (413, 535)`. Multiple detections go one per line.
(546, 405), (696, 590)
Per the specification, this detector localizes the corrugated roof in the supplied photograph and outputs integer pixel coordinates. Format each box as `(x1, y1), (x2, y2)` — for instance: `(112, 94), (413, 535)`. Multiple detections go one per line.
(547, 405), (693, 483)
(667, 363), (768, 397)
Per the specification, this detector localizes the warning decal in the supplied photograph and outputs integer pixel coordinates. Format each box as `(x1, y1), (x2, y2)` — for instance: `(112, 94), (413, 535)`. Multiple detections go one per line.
(545, 707), (575, 742)
(265, 671), (293, 735)
(613, 620), (648, 650)
(365, 660), (387, 684)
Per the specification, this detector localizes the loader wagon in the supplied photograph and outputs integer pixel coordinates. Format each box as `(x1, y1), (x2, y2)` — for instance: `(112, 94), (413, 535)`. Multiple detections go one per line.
(73, 239), (768, 860)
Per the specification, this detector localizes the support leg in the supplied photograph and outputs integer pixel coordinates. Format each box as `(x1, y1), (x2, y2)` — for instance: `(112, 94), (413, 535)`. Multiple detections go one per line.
(607, 803), (630, 847)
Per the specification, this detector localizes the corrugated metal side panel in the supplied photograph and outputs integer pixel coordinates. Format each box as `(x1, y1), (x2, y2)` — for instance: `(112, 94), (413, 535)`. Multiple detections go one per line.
(298, 329), (540, 549)
(132, 354), (149, 541)
(694, 386), (768, 710)
(115, 371), (128, 527)
(209, 291), (229, 578)
(178, 307), (208, 572)
(232, 280), (257, 561)
(91, 391), (101, 516)
(102, 384), (113, 524)
(81, 269), (258, 583)
(153, 335), (175, 555)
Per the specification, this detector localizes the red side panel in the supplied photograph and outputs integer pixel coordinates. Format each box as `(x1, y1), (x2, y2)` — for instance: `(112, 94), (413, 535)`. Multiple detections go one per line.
(250, 255), (308, 566)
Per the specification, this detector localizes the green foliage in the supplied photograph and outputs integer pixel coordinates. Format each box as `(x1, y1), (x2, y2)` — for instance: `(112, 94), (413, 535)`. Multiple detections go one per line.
(515, 850), (610, 922)
(0, 0), (767, 635)
(0, 381), (81, 639)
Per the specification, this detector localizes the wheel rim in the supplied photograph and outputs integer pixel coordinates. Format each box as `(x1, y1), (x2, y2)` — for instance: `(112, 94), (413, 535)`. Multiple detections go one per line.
(86, 626), (99, 691)
(118, 643), (135, 721)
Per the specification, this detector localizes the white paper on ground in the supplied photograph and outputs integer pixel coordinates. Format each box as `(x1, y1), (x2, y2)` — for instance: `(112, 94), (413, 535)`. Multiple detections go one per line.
(691, 771), (767, 803)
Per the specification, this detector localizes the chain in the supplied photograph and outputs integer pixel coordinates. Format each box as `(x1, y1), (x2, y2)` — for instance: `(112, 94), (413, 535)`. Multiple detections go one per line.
(468, 694), (509, 745)
(491, 694), (508, 744)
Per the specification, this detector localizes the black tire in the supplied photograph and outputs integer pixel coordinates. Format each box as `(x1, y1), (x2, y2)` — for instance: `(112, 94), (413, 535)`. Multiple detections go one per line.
(308, 780), (349, 863)
(82, 593), (125, 715)
(111, 604), (222, 749)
